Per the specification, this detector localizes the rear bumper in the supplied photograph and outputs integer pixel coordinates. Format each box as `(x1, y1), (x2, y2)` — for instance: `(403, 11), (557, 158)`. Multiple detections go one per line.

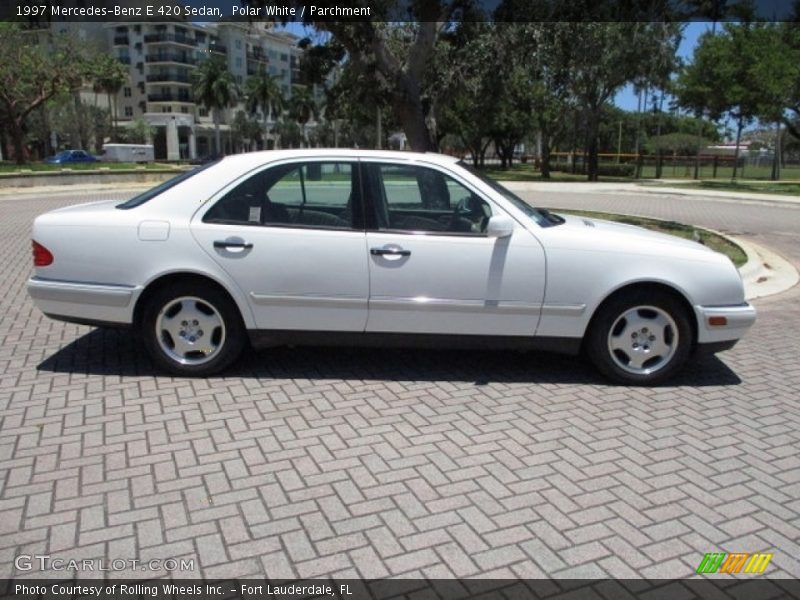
(695, 302), (756, 344)
(28, 276), (137, 326)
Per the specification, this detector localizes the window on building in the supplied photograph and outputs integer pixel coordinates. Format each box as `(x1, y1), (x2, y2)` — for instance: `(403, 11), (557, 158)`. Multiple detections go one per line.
(180, 107), (188, 113)
(235, 39), (242, 49)
(280, 53), (288, 61)
(123, 87), (132, 97)
(235, 57), (242, 68)
(124, 106), (133, 117)
(161, 106), (172, 113)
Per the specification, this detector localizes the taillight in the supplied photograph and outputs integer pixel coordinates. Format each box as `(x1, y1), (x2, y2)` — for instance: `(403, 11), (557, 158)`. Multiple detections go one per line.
(32, 241), (53, 267)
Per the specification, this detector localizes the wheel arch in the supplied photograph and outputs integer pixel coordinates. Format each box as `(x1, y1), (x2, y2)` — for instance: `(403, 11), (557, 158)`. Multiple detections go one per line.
(583, 281), (698, 351)
(133, 271), (253, 330)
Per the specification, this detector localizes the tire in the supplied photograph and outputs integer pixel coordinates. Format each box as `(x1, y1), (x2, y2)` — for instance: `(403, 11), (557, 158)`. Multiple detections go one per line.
(586, 289), (693, 385)
(141, 282), (245, 376)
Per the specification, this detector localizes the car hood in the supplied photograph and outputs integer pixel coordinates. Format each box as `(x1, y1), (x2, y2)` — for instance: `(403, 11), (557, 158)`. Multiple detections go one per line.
(551, 213), (718, 257)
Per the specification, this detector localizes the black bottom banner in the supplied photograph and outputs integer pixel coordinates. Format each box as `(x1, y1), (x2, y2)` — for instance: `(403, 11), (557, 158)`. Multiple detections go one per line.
(2, 579), (800, 600)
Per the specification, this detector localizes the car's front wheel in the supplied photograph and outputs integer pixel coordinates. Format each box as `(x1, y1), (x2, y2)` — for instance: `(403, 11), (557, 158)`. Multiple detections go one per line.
(142, 283), (245, 376)
(586, 289), (693, 385)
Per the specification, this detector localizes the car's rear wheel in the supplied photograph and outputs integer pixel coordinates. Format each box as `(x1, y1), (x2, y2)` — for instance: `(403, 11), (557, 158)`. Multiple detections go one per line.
(142, 283), (245, 376)
(586, 289), (693, 385)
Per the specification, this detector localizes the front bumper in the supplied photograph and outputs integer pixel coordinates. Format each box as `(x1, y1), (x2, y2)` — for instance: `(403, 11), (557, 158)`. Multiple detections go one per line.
(695, 302), (757, 344)
(27, 276), (137, 326)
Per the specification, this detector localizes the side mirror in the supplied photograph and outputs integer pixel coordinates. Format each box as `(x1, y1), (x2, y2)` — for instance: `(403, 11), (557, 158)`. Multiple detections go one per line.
(487, 215), (514, 238)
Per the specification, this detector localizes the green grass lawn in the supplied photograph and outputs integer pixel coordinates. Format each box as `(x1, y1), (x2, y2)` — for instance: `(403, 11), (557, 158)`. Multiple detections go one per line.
(636, 163), (800, 181)
(548, 208), (748, 267)
(483, 162), (800, 193)
(0, 162), (180, 174)
(644, 179), (800, 197)
(483, 163), (632, 183)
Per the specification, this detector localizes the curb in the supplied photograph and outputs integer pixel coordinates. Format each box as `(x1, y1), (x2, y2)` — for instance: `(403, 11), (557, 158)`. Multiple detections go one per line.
(732, 236), (800, 300)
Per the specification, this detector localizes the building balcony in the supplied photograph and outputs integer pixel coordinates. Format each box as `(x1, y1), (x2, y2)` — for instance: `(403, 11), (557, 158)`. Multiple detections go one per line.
(147, 93), (194, 103)
(145, 54), (198, 66)
(144, 33), (198, 47)
(247, 51), (268, 63)
(146, 73), (192, 84)
(208, 42), (227, 54)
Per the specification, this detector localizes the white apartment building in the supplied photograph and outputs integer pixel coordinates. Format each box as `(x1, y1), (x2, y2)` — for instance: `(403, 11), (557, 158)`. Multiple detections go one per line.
(106, 19), (302, 160)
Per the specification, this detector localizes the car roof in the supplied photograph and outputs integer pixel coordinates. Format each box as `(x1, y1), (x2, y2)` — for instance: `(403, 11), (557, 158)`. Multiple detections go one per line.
(215, 149), (461, 171)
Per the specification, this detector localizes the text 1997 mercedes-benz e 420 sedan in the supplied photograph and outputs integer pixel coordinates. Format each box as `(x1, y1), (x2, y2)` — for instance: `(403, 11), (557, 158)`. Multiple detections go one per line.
(28, 150), (756, 385)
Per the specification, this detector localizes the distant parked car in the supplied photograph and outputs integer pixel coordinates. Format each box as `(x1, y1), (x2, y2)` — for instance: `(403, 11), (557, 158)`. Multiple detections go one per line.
(27, 150), (755, 384)
(44, 150), (98, 164)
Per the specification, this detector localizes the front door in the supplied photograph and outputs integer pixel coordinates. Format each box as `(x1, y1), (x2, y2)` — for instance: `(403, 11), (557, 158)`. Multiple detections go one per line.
(191, 159), (369, 331)
(362, 161), (546, 336)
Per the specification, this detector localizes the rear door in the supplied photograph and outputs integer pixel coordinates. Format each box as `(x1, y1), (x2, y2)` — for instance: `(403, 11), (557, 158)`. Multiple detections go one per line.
(190, 159), (369, 332)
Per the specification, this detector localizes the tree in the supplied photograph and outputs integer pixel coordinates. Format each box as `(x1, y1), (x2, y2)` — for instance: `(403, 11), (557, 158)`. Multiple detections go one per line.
(193, 56), (239, 155)
(246, 1), (468, 151)
(566, 23), (682, 181)
(677, 23), (798, 180)
(121, 118), (155, 145)
(289, 85), (317, 147)
(244, 71), (284, 149)
(92, 54), (128, 143)
(0, 24), (90, 163)
(231, 110), (262, 152)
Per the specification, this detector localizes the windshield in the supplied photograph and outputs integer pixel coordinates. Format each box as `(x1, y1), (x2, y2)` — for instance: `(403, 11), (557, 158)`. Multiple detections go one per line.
(116, 161), (219, 209)
(458, 161), (563, 227)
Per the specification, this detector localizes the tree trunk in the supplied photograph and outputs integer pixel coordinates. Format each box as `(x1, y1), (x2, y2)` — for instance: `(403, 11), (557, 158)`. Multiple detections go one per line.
(731, 116), (744, 181)
(654, 93), (664, 179)
(586, 112), (600, 182)
(72, 92), (84, 150)
(541, 135), (552, 180)
(771, 122), (781, 181)
(394, 92), (435, 152)
(10, 119), (27, 164)
(214, 110), (222, 155)
(41, 104), (52, 157)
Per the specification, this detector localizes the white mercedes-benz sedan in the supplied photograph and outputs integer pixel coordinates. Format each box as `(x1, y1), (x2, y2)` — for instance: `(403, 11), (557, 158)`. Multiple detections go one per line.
(28, 150), (755, 384)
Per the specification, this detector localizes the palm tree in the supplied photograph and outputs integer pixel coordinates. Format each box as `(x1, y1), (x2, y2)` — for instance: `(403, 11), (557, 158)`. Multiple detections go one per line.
(289, 84), (317, 148)
(92, 55), (128, 143)
(193, 56), (239, 155)
(244, 72), (284, 149)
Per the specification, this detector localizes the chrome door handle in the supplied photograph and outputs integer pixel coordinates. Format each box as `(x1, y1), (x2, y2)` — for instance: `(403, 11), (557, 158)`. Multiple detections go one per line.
(370, 247), (410, 257)
(214, 240), (253, 249)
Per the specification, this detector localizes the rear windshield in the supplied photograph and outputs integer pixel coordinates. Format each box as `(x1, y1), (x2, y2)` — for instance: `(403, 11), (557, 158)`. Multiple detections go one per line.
(116, 161), (218, 209)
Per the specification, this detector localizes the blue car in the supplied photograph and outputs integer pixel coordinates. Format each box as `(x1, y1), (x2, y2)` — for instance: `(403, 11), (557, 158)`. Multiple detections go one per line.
(44, 150), (98, 164)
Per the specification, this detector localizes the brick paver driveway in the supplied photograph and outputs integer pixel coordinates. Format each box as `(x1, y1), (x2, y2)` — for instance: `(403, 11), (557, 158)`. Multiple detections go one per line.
(1, 188), (798, 580)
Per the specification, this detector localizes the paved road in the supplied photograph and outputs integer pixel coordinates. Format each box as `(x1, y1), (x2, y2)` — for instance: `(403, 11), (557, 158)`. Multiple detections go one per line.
(0, 188), (798, 580)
